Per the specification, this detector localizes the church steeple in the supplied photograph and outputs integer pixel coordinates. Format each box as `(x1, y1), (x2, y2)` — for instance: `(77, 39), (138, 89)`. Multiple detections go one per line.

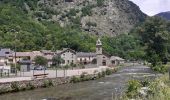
(96, 38), (102, 55)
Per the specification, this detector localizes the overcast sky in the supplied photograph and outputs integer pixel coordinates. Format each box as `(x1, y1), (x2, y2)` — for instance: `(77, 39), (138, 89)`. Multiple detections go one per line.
(129, 0), (170, 16)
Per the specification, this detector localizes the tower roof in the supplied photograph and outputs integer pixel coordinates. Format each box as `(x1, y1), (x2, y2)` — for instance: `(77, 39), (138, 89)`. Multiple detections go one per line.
(96, 38), (102, 46)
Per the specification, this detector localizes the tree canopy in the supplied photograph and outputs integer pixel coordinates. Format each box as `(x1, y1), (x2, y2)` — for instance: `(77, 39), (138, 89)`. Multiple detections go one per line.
(52, 55), (64, 67)
(136, 17), (170, 67)
(34, 56), (48, 66)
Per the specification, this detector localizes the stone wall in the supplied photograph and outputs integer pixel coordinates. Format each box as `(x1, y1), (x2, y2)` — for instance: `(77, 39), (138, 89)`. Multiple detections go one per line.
(0, 78), (70, 94)
(0, 68), (117, 94)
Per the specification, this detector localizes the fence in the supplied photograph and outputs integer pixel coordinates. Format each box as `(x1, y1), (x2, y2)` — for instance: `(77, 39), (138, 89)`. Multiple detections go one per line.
(16, 66), (108, 78)
(0, 66), (13, 78)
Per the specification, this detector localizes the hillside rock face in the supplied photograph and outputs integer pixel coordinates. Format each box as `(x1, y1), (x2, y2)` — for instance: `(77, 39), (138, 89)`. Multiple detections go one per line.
(156, 11), (170, 20)
(30, 0), (146, 36)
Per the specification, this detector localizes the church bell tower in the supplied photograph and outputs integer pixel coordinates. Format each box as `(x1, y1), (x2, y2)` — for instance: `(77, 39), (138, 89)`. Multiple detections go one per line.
(96, 38), (103, 67)
(96, 38), (102, 55)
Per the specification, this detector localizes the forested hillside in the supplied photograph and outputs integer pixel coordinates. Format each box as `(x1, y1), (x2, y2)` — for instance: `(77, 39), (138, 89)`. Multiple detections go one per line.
(0, 0), (97, 52)
(0, 0), (145, 60)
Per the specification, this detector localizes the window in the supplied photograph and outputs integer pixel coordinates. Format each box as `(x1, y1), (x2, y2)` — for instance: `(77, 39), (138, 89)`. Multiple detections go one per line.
(63, 60), (65, 64)
(72, 60), (74, 63)
(63, 54), (65, 58)
(67, 60), (69, 64)
(72, 54), (74, 58)
(65, 0), (73, 2)
(5, 52), (9, 54)
(98, 48), (100, 51)
(112, 60), (115, 64)
(102, 60), (106, 66)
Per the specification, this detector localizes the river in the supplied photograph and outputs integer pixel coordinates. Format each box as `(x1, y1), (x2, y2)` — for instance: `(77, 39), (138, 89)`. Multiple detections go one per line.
(0, 65), (158, 100)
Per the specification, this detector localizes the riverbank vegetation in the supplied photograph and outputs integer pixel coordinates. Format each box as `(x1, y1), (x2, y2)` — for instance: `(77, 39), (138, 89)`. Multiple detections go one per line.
(70, 68), (115, 83)
(122, 74), (170, 100)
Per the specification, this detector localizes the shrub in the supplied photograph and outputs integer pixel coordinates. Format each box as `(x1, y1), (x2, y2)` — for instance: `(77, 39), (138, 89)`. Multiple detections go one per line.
(141, 79), (150, 87)
(105, 68), (113, 75)
(64, 65), (70, 69)
(42, 80), (50, 88)
(11, 82), (20, 92)
(86, 22), (97, 27)
(147, 75), (170, 100)
(97, 0), (104, 6)
(81, 5), (94, 16)
(70, 76), (81, 83)
(101, 71), (106, 77)
(26, 82), (35, 90)
(0, 87), (9, 94)
(67, 8), (78, 17)
(97, 72), (103, 78)
(151, 64), (168, 74)
(48, 79), (54, 86)
(126, 80), (142, 98)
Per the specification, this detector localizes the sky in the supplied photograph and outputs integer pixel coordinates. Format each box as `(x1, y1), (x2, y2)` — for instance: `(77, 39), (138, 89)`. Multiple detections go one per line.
(129, 0), (170, 16)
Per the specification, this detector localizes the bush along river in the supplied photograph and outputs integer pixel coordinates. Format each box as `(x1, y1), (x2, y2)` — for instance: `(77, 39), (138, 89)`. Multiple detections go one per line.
(0, 65), (159, 100)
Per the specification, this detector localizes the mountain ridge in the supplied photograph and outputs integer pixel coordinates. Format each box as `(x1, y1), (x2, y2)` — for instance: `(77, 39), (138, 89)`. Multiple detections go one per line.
(155, 11), (170, 20)
(23, 0), (146, 36)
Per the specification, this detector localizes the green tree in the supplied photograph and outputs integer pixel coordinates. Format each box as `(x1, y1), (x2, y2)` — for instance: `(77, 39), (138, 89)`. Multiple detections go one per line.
(52, 55), (64, 67)
(137, 17), (169, 67)
(34, 56), (48, 66)
(97, 0), (104, 7)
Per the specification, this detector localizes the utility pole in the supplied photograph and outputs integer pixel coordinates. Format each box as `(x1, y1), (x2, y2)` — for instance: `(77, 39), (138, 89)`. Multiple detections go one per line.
(14, 33), (17, 76)
(11, 29), (17, 76)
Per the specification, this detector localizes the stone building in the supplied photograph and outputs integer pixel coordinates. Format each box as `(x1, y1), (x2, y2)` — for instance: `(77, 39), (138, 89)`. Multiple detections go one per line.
(0, 49), (13, 65)
(96, 38), (111, 67)
(0, 38), (125, 68)
(96, 38), (125, 67)
(56, 48), (77, 66)
(76, 52), (96, 64)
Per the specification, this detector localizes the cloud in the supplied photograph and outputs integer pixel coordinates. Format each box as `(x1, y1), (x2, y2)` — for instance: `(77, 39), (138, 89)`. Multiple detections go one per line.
(129, 0), (170, 16)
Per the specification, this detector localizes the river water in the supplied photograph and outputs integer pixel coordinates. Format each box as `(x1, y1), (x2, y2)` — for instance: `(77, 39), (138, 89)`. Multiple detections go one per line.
(0, 65), (158, 100)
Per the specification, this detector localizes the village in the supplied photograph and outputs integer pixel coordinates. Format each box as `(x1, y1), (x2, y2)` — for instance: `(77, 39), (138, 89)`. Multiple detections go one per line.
(0, 39), (125, 82)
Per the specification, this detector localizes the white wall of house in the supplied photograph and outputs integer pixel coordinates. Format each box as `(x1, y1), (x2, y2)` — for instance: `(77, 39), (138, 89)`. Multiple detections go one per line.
(0, 65), (10, 73)
(0, 57), (12, 65)
(0, 58), (7, 63)
(60, 50), (76, 66)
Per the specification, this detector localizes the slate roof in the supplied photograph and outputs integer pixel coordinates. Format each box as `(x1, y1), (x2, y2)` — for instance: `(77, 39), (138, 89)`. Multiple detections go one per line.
(56, 48), (76, 55)
(0, 48), (13, 57)
(18, 60), (32, 64)
(13, 52), (31, 57)
(110, 56), (125, 61)
(41, 50), (54, 54)
(76, 52), (96, 57)
(43, 55), (53, 60)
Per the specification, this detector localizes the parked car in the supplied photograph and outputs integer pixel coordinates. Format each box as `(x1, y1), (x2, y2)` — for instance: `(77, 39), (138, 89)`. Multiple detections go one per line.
(42, 98), (57, 100)
(34, 66), (47, 70)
